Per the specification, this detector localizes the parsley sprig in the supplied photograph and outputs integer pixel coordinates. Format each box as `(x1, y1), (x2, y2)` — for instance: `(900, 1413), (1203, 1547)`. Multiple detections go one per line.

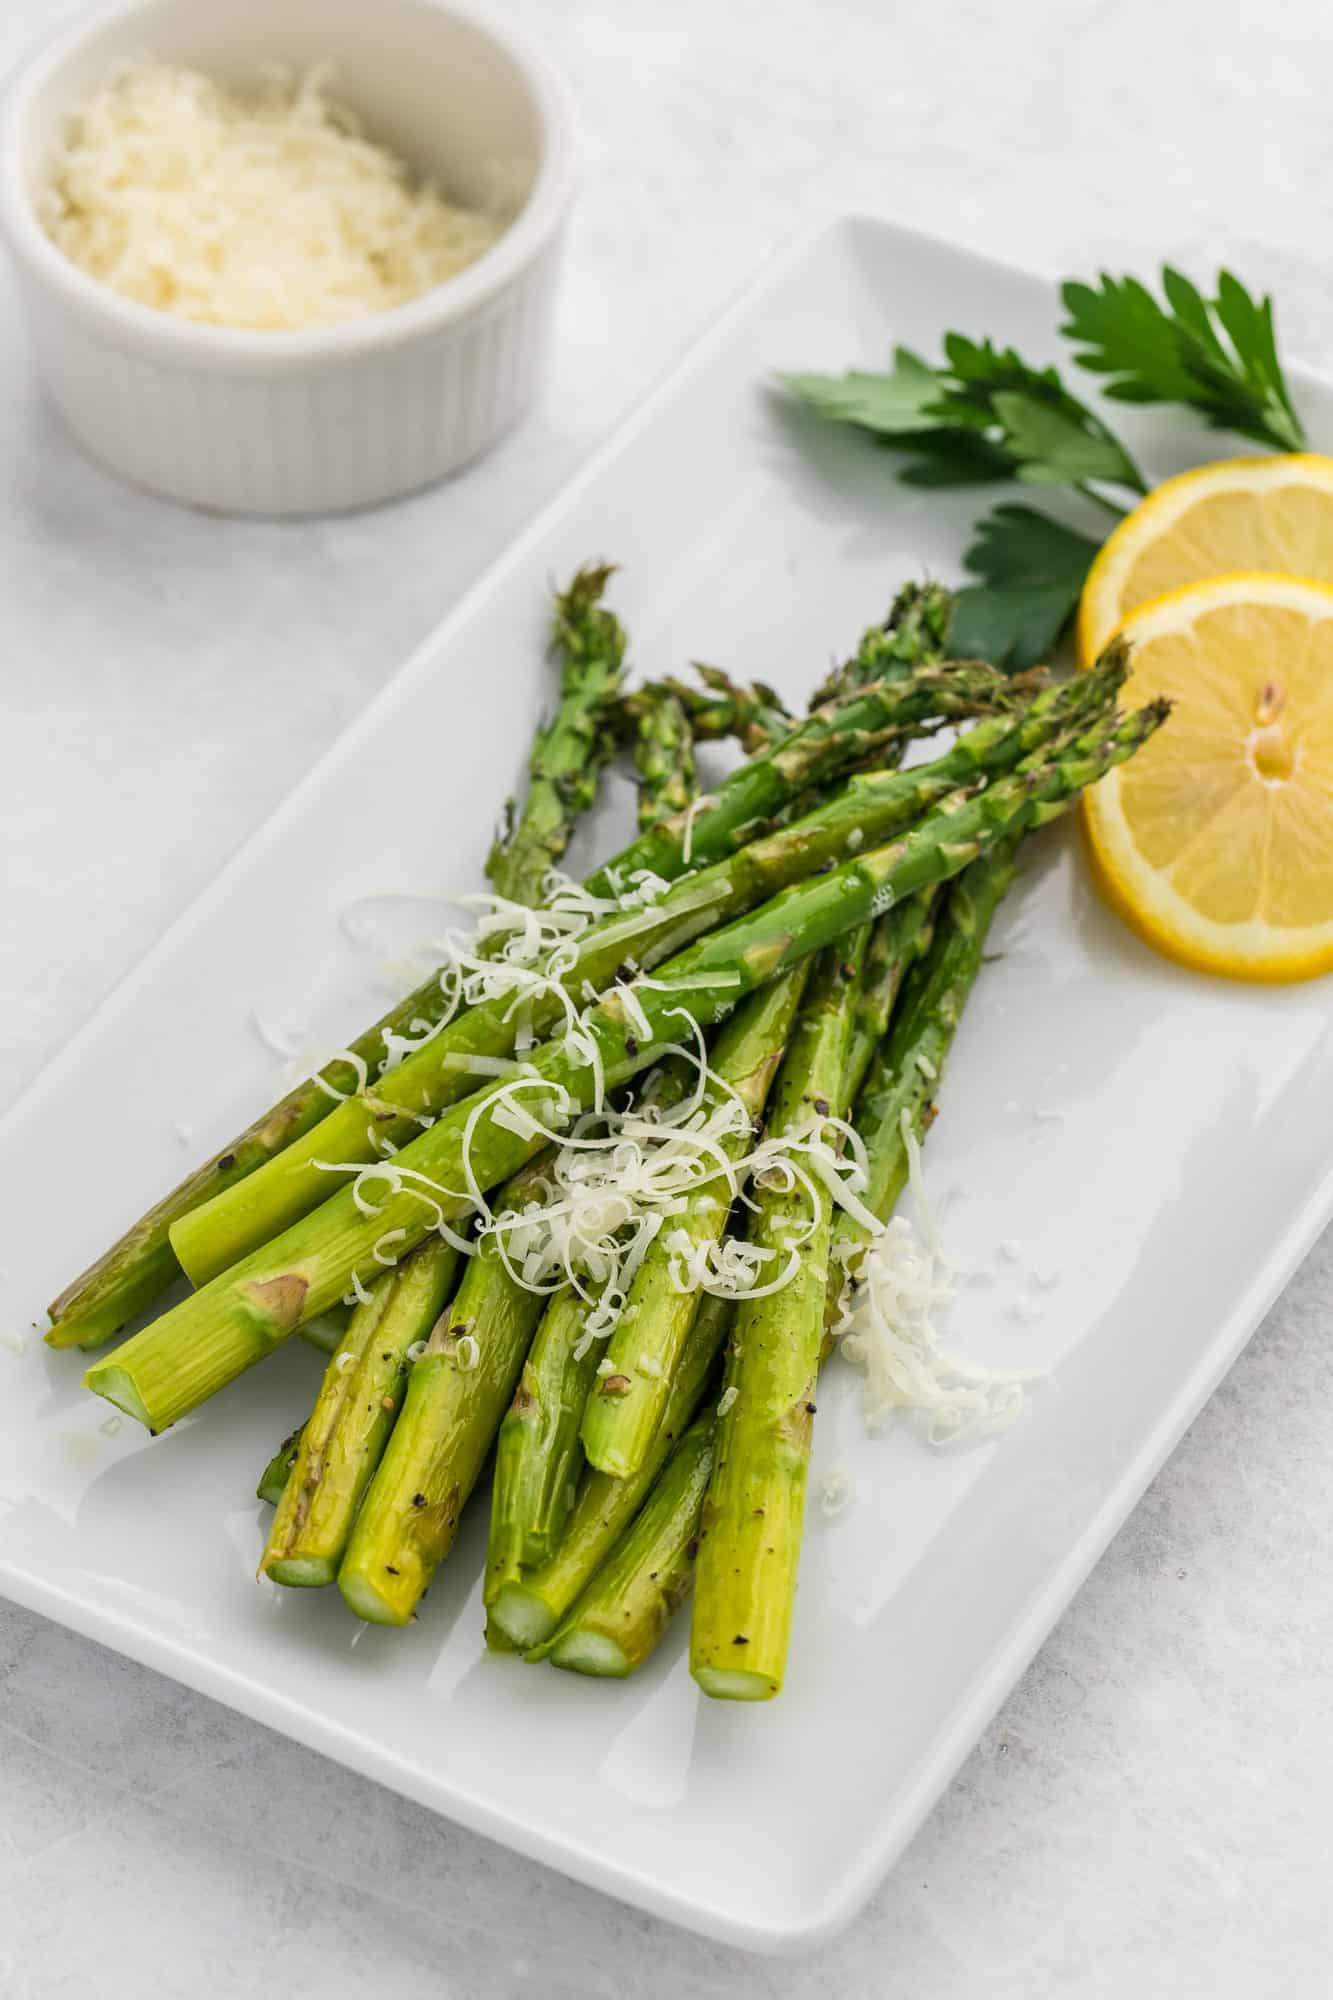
(784, 266), (1306, 669)
(1060, 269), (1306, 454)
(783, 335), (1146, 500)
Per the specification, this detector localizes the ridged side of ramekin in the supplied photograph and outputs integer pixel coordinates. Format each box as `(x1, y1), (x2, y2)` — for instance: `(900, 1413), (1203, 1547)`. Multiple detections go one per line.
(13, 236), (564, 514)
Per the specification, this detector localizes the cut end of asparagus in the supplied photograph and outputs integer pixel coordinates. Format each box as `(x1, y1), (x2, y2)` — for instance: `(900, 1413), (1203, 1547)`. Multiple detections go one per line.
(488, 1581), (559, 1653)
(548, 1629), (632, 1678)
(581, 1439), (634, 1479)
(263, 1555), (336, 1589)
(81, 1362), (155, 1433)
(47, 1310), (121, 1352)
(692, 1665), (779, 1702)
(337, 1565), (415, 1627)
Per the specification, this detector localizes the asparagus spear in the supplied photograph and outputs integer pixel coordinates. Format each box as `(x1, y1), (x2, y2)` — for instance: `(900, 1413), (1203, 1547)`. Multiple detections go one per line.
(689, 940), (865, 1702)
(808, 580), (953, 709)
(486, 564), (627, 907)
(258, 1235), (462, 1586)
(168, 663), (1110, 1289)
(843, 893), (937, 1105)
(838, 837), (1023, 1258)
(257, 1428), (303, 1507)
(336, 1156), (553, 1625)
(615, 667), (791, 756)
(47, 626), (997, 1349)
(85, 697), (1167, 1436)
(547, 1410), (716, 1678)
(632, 687), (696, 830)
(256, 1301), (358, 1497)
(580, 966), (808, 1479)
(483, 1289), (604, 1627)
(488, 1294), (734, 1651)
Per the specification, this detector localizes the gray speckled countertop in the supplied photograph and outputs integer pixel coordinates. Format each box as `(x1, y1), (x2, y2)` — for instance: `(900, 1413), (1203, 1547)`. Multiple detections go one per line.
(3, 1), (1333, 1993)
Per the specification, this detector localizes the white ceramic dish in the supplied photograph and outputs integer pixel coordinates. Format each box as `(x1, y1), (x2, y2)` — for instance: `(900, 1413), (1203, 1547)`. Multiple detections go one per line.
(3, 215), (1332, 1953)
(0, 0), (576, 514)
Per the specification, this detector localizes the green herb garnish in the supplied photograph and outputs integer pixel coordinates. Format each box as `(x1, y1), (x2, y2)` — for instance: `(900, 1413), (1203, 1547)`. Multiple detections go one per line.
(784, 265), (1306, 667)
(1060, 268), (1306, 454)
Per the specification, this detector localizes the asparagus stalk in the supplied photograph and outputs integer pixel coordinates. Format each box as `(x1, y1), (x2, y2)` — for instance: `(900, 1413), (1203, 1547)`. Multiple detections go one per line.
(808, 580), (953, 709)
(631, 687), (696, 830)
(85, 696), (1166, 1436)
(843, 893), (937, 1105)
(257, 1428), (303, 1507)
(838, 837), (1024, 1259)
(257, 1302), (358, 1498)
(580, 967), (808, 1479)
(336, 1156), (553, 1625)
(490, 1294), (734, 1651)
(258, 1235), (462, 1586)
(547, 1410), (716, 1677)
(615, 667), (791, 756)
(689, 940), (865, 1702)
(47, 627), (1002, 1348)
(483, 1289), (604, 1625)
(168, 663), (1112, 1290)
(486, 565), (627, 907)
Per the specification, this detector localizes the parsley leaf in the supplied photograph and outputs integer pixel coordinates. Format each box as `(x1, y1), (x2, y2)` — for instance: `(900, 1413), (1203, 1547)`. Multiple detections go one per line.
(1060, 268), (1306, 453)
(780, 346), (942, 435)
(782, 335), (1146, 496)
(947, 505), (1102, 670)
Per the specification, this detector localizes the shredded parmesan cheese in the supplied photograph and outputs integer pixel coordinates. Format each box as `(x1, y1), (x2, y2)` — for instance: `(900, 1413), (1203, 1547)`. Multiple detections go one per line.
(43, 63), (505, 331)
(834, 1216), (1045, 1445)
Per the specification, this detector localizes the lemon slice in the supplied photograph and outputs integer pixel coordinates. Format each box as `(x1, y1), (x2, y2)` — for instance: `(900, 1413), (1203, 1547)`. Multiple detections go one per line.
(1078, 454), (1333, 665)
(1083, 572), (1333, 982)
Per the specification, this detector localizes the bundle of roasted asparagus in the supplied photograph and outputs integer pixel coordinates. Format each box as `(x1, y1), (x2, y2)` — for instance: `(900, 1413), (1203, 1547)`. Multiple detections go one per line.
(49, 568), (1166, 1700)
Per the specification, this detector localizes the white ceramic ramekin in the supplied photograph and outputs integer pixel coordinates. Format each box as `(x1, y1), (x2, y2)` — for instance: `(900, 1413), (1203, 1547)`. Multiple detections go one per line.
(0, 0), (576, 514)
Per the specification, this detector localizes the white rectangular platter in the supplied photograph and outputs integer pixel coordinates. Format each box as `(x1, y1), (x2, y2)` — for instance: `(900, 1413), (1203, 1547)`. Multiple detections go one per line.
(3, 216), (1332, 1953)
